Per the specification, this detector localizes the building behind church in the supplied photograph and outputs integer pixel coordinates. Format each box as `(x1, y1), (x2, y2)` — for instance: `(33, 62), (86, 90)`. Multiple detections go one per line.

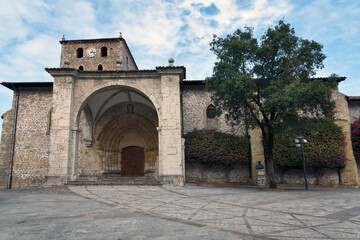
(0, 36), (358, 188)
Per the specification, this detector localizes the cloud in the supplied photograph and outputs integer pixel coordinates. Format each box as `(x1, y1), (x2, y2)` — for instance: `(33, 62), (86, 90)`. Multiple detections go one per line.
(103, 0), (292, 78)
(0, 0), (49, 50)
(0, 34), (60, 83)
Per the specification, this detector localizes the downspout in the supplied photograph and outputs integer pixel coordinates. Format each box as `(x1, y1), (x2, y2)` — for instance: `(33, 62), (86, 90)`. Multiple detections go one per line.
(9, 84), (20, 189)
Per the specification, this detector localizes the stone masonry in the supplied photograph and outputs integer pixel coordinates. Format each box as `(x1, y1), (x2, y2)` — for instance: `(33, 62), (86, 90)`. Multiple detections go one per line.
(0, 107), (14, 188)
(60, 37), (137, 71)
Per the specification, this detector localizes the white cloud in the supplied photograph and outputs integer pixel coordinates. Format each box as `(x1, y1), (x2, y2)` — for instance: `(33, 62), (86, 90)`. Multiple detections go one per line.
(0, 0), (50, 50)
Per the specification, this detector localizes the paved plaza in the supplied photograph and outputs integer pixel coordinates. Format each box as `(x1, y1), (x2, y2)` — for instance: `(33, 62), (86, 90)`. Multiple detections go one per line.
(1, 185), (360, 239)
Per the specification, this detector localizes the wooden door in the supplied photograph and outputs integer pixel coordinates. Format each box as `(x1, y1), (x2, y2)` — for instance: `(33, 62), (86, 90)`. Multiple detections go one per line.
(121, 146), (145, 177)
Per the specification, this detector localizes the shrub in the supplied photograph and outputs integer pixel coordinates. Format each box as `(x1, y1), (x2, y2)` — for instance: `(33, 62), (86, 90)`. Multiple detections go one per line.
(351, 117), (360, 161)
(273, 119), (346, 169)
(184, 129), (250, 166)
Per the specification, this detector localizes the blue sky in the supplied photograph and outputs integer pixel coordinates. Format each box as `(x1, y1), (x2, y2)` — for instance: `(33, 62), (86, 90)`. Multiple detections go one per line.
(1, 0), (360, 132)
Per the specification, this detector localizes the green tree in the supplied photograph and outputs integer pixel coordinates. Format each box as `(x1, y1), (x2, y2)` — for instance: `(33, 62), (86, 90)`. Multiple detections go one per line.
(206, 20), (335, 187)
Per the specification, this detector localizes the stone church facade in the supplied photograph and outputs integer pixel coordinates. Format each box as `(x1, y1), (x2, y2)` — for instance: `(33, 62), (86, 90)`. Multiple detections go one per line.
(0, 36), (359, 188)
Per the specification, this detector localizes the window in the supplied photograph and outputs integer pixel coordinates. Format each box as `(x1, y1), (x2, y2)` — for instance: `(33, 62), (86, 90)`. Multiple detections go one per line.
(98, 64), (103, 71)
(206, 104), (217, 119)
(101, 46), (107, 57)
(77, 48), (83, 58)
(79, 65), (84, 71)
(127, 103), (134, 113)
(206, 104), (218, 130)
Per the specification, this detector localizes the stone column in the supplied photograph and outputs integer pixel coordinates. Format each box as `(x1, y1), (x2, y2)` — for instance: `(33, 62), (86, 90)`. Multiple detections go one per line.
(332, 88), (359, 185)
(157, 66), (185, 185)
(249, 127), (266, 185)
(45, 69), (78, 186)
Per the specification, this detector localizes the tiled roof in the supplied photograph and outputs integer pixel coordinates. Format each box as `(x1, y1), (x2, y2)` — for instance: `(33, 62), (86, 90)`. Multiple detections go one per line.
(347, 96), (360, 101)
(181, 77), (347, 86)
(45, 68), (157, 73)
(181, 80), (205, 85)
(60, 37), (122, 44)
(1, 82), (53, 90)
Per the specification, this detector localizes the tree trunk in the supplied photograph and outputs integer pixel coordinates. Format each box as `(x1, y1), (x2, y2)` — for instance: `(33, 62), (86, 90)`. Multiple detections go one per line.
(265, 147), (277, 188)
(263, 129), (277, 188)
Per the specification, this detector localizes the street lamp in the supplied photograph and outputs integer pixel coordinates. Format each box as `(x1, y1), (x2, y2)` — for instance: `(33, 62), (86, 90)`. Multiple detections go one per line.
(294, 135), (309, 190)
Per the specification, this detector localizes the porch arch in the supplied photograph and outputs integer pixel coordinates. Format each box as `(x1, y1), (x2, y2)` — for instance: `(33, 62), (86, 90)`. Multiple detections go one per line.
(74, 85), (159, 178)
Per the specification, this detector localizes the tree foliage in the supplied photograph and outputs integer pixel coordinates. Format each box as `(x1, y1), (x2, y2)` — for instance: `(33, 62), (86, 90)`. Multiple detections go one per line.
(274, 119), (346, 169)
(351, 117), (360, 161)
(184, 130), (250, 166)
(206, 20), (336, 187)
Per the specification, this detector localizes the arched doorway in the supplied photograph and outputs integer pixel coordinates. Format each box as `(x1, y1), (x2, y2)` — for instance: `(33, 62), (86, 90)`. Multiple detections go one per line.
(121, 146), (145, 176)
(75, 86), (158, 179)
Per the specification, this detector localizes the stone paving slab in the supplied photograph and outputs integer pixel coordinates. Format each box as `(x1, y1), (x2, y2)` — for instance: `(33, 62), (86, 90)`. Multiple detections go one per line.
(1, 186), (360, 239)
(0, 188), (251, 240)
(68, 185), (360, 239)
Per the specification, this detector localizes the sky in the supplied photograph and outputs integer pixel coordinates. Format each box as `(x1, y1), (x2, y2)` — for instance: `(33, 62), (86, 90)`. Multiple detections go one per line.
(1, 0), (360, 131)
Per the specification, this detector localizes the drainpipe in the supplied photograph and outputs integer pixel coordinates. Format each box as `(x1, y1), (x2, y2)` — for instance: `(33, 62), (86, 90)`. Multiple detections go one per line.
(8, 84), (19, 189)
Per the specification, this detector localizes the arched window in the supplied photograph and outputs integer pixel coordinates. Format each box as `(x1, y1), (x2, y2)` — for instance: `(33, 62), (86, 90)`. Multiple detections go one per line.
(79, 65), (84, 71)
(98, 64), (103, 71)
(77, 48), (83, 58)
(206, 104), (218, 130)
(206, 104), (217, 119)
(101, 46), (107, 57)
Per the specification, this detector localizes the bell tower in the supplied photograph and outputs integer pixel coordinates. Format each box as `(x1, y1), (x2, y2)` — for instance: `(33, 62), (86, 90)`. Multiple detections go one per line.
(59, 34), (138, 71)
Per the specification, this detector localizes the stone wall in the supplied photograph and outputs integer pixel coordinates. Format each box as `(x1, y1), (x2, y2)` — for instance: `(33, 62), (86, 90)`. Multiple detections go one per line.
(11, 88), (53, 188)
(185, 163), (250, 184)
(348, 100), (360, 123)
(276, 168), (340, 185)
(0, 106), (15, 189)
(181, 85), (245, 135)
(332, 88), (359, 185)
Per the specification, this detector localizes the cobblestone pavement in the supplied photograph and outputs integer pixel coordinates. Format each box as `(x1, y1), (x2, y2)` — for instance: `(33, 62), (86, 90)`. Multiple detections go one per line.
(1, 186), (360, 239)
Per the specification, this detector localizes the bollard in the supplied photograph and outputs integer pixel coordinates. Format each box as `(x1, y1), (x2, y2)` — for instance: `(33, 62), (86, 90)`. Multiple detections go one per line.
(256, 161), (266, 186)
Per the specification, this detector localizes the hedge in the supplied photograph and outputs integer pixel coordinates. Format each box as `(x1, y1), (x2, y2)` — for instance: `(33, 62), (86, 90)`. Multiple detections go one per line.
(273, 119), (346, 169)
(184, 129), (250, 166)
(351, 117), (360, 161)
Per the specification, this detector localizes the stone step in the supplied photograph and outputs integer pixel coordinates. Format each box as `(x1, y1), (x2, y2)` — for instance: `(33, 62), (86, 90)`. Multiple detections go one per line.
(67, 177), (162, 186)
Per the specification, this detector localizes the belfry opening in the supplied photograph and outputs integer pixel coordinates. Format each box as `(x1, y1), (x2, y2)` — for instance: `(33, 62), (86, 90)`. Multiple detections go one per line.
(76, 86), (159, 179)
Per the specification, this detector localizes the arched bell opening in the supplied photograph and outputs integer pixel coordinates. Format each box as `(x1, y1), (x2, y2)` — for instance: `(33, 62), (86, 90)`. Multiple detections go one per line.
(75, 86), (158, 179)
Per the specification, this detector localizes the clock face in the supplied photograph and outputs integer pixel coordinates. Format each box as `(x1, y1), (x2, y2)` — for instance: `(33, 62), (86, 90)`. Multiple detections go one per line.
(86, 48), (96, 57)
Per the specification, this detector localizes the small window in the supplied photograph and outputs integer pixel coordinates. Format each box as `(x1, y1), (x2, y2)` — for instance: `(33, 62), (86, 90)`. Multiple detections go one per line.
(206, 104), (217, 119)
(101, 47), (107, 57)
(79, 65), (84, 71)
(127, 103), (134, 113)
(77, 48), (83, 58)
(98, 64), (103, 71)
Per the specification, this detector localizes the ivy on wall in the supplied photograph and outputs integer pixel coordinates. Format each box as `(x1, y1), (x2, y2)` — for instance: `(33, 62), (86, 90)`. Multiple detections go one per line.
(184, 129), (250, 166)
(273, 119), (346, 169)
(351, 117), (360, 161)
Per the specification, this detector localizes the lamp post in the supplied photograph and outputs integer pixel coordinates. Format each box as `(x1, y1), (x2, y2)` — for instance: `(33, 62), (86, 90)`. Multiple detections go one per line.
(294, 134), (309, 190)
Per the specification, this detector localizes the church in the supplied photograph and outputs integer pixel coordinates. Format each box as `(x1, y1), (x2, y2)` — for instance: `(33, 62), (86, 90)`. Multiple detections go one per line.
(0, 36), (358, 188)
